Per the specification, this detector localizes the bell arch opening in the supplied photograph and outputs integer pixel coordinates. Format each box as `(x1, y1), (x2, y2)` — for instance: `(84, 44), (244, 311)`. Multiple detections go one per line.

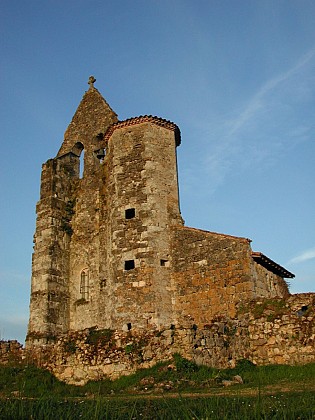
(71, 142), (84, 179)
(79, 149), (85, 178)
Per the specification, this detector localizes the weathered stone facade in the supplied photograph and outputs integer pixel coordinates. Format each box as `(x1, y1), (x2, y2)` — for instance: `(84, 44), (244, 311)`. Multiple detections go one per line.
(24, 78), (314, 383)
(51, 292), (313, 385)
(1, 294), (309, 385)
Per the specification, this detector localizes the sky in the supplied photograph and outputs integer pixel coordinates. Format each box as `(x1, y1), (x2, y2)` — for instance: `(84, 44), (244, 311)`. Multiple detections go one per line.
(1, 0), (314, 344)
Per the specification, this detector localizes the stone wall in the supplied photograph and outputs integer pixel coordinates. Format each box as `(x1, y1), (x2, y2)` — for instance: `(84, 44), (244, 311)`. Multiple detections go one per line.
(98, 121), (182, 331)
(251, 259), (289, 298)
(0, 340), (23, 364)
(14, 293), (312, 385)
(171, 226), (289, 327)
(27, 154), (78, 344)
(27, 86), (118, 345)
(192, 293), (315, 368)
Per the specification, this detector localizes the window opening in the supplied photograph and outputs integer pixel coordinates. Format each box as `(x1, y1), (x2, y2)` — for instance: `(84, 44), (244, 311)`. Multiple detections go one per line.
(124, 260), (135, 270)
(80, 269), (89, 300)
(127, 322), (132, 330)
(95, 148), (105, 162)
(79, 149), (85, 179)
(125, 208), (135, 219)
(297, 305), (308, 316)
(160, 259), (170, 267)
(100, 279), (106, 291)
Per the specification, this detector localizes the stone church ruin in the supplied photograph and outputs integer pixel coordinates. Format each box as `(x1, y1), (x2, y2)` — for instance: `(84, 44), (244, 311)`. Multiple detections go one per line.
(24, 78), (314, 384)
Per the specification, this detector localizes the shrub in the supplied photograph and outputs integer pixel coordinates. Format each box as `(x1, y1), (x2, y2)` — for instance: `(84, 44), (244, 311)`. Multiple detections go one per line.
(173, 353), (198, 373)
(85, 327), (114, 347)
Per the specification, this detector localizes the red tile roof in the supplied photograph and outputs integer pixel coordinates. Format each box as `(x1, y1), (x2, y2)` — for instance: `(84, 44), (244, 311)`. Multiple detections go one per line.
(104, 115), (181, 146)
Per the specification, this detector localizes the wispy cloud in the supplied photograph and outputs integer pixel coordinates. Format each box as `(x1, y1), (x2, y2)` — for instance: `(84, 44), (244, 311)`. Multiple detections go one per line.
(227, 47), (315, 137)
(202, 47), (315, 194)
(288, 246), (315, 265)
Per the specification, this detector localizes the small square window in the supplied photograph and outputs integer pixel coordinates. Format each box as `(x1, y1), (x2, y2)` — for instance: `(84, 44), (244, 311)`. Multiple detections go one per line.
(100, 279), (106, 291)
(160, 259), (170, 267)
(125, 208), (136, 219)
(125, 260), (135, 270)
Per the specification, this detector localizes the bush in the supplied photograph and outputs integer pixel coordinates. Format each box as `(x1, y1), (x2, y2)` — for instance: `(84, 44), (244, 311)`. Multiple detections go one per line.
(173, 353), (198, 373)
(85, 327), (114, 347)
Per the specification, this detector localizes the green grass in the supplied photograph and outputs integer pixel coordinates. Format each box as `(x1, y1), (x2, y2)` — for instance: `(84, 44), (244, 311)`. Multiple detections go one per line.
(0, 357), (314, 418)
(0, 364), (81, 398)
(1, 392), (314, 419)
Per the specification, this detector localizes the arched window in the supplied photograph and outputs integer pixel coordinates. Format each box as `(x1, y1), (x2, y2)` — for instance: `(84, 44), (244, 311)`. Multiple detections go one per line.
(80, 269), (89, 300)
(71, 142), (84, 179)
(79, 149), (85, 178)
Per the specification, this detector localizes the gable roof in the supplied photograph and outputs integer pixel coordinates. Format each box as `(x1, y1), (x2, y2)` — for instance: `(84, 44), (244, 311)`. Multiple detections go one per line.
(57, 85), (118, 156)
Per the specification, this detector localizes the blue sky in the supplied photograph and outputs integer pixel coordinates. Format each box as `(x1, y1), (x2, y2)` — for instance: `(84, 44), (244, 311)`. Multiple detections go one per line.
(1, 0), (314, 343)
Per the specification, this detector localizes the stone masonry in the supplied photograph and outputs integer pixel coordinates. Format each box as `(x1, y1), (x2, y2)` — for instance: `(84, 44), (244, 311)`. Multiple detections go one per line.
(3, 293), (314, 385)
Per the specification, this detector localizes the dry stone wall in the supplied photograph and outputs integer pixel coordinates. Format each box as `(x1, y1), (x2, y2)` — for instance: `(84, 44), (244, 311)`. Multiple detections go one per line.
(192, 293), (315, 368)
(12, 294), (313, 385)
(0, 340), (23, 364)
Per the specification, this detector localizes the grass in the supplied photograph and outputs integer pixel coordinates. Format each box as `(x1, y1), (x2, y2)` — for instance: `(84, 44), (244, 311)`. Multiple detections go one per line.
(1, 392), (314, 419)
(0, 357), (314, 418)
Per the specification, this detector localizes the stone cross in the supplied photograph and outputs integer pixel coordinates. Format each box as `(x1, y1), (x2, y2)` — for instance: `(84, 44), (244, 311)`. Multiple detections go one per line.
(88, 76), (96, 88)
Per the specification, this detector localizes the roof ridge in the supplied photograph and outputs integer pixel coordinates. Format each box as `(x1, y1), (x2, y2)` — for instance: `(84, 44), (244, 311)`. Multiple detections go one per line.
(174, 225), (251, 242)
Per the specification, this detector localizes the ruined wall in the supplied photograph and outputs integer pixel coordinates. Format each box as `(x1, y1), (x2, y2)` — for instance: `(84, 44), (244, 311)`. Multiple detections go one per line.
(0, 340), (23, 364)
(27, 85), (118, 345)
(16, 294), (313, 385)
(192, 293), (315, 367)
(27, 153), (80, 344)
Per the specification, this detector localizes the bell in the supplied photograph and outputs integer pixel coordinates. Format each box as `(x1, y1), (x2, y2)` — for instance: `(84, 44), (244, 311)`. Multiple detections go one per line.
(96, 148), (105, 159)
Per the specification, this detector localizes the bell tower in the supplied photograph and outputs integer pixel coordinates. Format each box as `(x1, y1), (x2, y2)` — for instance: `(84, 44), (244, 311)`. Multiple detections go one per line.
(26, 78), (118, 345)
(27, 78), (183, 346)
